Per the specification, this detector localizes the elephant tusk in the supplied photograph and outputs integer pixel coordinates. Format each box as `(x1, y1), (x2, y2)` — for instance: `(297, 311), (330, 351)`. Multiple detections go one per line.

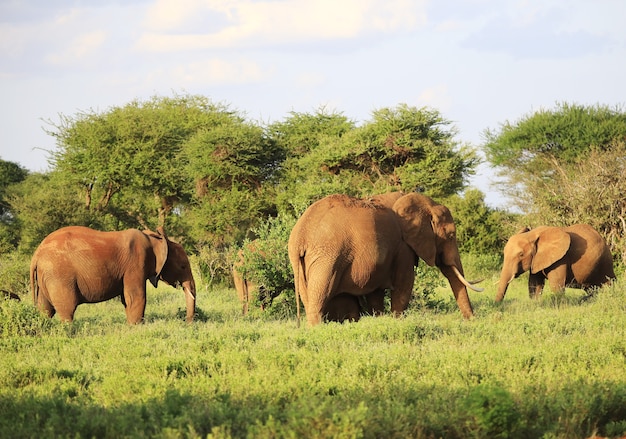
(451, 265), (484, 292)
(467, 278), (484, 285)
(493, 275), (515, 286)
(183, 286), (196, 302)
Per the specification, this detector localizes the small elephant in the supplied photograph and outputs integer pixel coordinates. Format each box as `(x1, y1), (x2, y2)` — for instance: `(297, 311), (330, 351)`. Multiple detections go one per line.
(232, 249), (260, 316)
(30, 226), (196, 323)
(232, 243), (275, 315)
(496, 224), (615, 301)
(324, 293), (364, 323)
(289, 192), (482, 326)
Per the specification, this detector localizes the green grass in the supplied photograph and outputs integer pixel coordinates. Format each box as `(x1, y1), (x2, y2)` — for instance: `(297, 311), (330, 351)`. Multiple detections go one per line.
(0, 269), (625, 438)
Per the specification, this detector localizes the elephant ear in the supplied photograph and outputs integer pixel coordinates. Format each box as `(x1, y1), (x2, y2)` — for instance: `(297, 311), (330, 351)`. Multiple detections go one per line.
(531, 227), (570, 273)
(393, 193), (437, 266)
(144, 227), (169, 287)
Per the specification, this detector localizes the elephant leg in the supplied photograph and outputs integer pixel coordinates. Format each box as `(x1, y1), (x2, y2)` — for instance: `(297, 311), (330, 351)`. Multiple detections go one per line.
(122, 286), (146, 324)
(389, 254), (415, 316)
(528, 273), (545, 299)
(55, 304), (78, 322)
(366, 290), (386, 315)
(37, 293), (56, 319)
(546, 265), (567, 294)
(42, 280), (78, 321)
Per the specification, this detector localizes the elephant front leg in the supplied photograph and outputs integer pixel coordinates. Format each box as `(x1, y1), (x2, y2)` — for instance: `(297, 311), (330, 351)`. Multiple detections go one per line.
(546, 264), (567, 295)
(122, 288), (146, 324)
(528, 273), (545, 299)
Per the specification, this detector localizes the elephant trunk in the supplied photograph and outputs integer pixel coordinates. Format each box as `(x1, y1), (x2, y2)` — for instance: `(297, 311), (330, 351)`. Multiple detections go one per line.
(495, 270), (515, 302)
(183, 279), (196, 323)
(440, 263), (474, 319)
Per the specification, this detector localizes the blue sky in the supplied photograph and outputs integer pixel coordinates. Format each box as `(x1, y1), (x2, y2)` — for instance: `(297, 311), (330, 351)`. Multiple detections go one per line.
(1, 0), (624, 208)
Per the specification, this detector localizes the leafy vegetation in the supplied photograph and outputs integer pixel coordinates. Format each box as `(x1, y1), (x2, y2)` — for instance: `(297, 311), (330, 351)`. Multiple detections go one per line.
(0, 274), (624, 438)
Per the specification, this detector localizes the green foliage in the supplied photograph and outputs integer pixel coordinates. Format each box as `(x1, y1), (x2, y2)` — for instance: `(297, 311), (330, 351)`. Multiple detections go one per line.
(0, 278), (625, 438)
(274, 104), (479, 216)
(0, 159), (28, 253)
(234, 214), (297, 316)
(446, 188), (519, 255)
(0, 252), (30, 296)
(8, 172), (102, 252)
(350, 105), (479, 198)
(462, 383), (521, 438)
(0, 298), (55, 336)
(484, 102), (626, 168)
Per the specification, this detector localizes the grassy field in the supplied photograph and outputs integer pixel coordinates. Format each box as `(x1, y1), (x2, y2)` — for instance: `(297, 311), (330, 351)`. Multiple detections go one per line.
(0, 266), (625, 439)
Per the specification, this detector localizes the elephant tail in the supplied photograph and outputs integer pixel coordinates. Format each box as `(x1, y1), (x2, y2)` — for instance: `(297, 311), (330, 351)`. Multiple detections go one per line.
(294, 253), (307, 328)
(30, 259), (39, 307)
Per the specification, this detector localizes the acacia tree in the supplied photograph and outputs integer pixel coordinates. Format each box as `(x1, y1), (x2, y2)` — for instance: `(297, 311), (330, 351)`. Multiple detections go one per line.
(49, 95), (224, 229)
(483, 102), (626, 264)
(273, 104), (479, 216)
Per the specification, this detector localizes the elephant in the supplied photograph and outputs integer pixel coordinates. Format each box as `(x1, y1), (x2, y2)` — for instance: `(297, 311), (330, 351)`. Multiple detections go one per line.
(30, 226), (196, 323)
(288, 192), (483, 326)
(232, 240), (284, 315)
(324, 293), (363, 323)
(232, 249), (260, 316)
(495, 224), (615, 301)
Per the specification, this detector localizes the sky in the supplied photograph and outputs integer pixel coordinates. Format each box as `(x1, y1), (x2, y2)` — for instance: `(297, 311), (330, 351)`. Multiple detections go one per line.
(1, 0), (625, 208)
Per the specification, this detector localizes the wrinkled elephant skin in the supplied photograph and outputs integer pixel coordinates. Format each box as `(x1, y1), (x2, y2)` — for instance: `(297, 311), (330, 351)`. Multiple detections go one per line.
(30, 226), (196, 323)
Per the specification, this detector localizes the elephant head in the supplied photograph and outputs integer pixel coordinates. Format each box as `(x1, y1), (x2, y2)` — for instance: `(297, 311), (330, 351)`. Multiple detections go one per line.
(144, 227), (196, 322)
(495, 226), (570, 301)
(393, 192), (483, 318)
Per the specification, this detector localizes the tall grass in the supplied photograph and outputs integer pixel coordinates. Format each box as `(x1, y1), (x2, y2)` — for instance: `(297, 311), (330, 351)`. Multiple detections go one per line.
(0, 265), (625, 438)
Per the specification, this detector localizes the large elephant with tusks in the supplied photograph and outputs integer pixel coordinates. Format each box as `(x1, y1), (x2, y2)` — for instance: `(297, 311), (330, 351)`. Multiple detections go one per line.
(288, 192), (483, 326)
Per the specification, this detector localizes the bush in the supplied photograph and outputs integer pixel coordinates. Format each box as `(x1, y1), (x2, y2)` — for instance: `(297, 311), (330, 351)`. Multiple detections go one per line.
(0, 298), (55, 337)
(0, 252), (30, 297)
(461, 383), (522, 438)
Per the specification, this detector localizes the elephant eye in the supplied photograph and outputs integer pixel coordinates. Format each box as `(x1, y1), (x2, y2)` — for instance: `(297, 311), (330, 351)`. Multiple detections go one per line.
(519, 251), (524, 257)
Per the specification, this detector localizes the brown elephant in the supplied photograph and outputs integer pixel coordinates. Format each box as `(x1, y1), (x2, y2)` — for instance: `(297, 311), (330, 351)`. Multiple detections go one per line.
(495, 224), (615, 301)
(324, 293), (363, 323)
(288, 192), (482, 326)
(30, 226), (196, 323)
(232, 248), (260, 316)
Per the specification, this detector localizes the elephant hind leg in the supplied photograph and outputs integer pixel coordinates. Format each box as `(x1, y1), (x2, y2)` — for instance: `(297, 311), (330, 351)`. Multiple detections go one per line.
(55, 305), (77, 322)
(37, 294), (56, 319)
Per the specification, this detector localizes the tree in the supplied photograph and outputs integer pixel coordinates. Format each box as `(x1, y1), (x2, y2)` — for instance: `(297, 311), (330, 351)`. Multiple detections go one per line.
(273, 104), (479, 216)
(8, 172), (101, 252)
(483, 103), (626, 264)
(49, 94), (225, 229)
(0, 159), (28, 252)
(445, 189), (518, 256)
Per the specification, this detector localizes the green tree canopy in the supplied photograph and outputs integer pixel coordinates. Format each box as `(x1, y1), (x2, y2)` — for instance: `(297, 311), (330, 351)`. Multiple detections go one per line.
(484, 102), (626, 183)
(273, 104), (479, 215)
(49, 95), (230, 228)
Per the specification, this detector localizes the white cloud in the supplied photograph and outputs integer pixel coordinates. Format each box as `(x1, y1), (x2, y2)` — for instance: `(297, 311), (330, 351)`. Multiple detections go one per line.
(45, 30), (107, 65)
(137, 0), (427, 52)
(171, 57), (266, 85)
(417, 85), (451, 111)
